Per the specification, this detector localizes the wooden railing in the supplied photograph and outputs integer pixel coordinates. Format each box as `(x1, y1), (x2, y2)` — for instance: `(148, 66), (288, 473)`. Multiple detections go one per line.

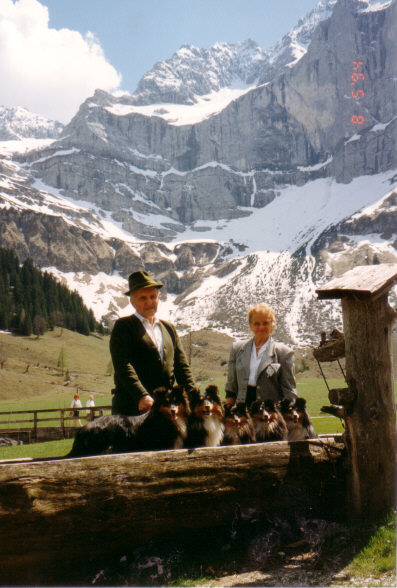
(0, 406), (112, 439)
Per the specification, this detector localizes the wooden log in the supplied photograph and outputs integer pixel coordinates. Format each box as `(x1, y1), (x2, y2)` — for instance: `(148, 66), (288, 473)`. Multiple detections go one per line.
(341, 293), (396, 519)
(0, 438), (345, 585)
(312, 338), (345, 362)
(328, 387), (356, 406)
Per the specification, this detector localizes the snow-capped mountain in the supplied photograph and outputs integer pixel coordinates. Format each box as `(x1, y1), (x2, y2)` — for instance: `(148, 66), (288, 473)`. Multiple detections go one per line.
(0, 106), (63, 141)
(127, 0), (338, 106)
(0, 0), (396, 345)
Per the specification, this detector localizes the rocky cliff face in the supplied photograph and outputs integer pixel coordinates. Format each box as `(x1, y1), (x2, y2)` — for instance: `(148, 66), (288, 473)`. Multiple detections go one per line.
(0, 0), (396, 344)
(19, 0), (396, 243)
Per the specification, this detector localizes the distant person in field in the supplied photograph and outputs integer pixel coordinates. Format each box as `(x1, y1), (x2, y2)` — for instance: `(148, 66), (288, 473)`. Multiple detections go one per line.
(85, 394), (95, 421)
(225, 303), (297, 407)
(70, 393), (82, 426)
(110, 270), (197, 416)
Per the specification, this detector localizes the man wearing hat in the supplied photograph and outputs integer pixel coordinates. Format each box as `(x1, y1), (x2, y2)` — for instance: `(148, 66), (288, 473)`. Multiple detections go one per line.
(110, 270), (196, 415)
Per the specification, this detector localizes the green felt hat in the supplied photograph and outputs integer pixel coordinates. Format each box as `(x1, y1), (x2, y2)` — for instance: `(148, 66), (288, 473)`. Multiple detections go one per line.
(124, 270), (164, 295)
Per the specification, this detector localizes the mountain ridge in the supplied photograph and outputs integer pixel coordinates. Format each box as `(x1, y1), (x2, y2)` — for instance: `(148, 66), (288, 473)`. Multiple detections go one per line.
(0, 0), (396, 345)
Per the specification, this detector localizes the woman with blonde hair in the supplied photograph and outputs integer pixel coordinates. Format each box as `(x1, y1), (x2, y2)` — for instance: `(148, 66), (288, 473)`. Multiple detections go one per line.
(85, 394), (96, 421)
(225, 303), (296, 406)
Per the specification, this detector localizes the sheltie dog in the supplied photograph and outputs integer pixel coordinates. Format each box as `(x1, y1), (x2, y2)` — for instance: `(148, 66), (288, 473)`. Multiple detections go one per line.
(249, 399), (288, 442)
(186, 385), (224, 448)
(67, 386), (190, 457)
(222, 402), (256, 445)
(279, 397), (318, 441)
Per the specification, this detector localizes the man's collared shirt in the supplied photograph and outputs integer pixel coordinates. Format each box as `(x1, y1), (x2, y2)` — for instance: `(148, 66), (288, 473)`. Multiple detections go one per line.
(134, 311), (164, 361)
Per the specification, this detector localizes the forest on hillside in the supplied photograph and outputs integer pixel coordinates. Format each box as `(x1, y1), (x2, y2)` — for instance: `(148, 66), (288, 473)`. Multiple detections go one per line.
(0, 247), (105, 336)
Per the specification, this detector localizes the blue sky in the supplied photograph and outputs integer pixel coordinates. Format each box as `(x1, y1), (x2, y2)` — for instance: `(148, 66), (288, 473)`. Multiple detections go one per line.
(0, 0), (318, 123)
(39, 0), (318, 93)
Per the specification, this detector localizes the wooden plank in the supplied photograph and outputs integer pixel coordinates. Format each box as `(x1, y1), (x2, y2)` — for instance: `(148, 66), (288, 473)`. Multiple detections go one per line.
(316, 263), (397, 299)
(0, 405), (111, 415)
(0, 438), (345, 585)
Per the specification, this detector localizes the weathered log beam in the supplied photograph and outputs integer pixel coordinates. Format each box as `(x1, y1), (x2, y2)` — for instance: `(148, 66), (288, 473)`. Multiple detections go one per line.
(328, 387), (356, 406)
(312, 337), (345, 362)
(0, 438), (345, 585)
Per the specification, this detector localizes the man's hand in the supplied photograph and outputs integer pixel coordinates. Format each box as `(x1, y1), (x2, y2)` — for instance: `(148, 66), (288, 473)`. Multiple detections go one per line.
(138, 395), (154, 413)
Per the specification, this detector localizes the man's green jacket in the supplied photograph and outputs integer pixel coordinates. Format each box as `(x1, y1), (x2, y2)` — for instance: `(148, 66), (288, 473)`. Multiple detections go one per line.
(110, 314), (196, 415)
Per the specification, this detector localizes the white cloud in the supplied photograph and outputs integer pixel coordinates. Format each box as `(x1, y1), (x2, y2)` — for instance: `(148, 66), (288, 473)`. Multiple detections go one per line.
(0, 0), (122, 123)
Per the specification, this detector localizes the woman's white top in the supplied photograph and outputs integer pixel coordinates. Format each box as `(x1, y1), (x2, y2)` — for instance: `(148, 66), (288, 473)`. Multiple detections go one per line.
(71, 398), (82, 408)
(248, 339), (271, 386)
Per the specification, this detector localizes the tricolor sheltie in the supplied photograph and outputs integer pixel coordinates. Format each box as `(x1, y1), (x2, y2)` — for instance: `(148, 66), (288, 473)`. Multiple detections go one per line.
(67, 386), (190, 457)
(249, 399), (288, 442)
(279, 397), (318, 441)
(222, 402), (256, 445)
(186, 385), (224, 448)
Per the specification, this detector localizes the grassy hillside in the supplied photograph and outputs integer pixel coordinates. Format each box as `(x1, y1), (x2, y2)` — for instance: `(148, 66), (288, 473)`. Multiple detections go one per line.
(0, 328), (113, 410)
(0, 326), (348, 407)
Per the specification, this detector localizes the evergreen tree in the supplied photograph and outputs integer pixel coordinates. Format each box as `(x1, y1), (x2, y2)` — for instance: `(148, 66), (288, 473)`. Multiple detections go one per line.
(0, 246), (104, 336)
(57, 345), (67, 375)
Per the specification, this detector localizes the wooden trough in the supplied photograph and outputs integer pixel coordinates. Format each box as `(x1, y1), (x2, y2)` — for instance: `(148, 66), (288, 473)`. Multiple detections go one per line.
(0, 437), (345, 586)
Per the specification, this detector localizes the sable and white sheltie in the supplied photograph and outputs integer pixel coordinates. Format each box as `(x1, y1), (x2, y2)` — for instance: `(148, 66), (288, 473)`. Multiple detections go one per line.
(222, 402), (256, 445)
(249, 399), (288, 442)
(279, 397), (318, 441)
(186, 385), (224, 448)
(67, 385), (190, 457)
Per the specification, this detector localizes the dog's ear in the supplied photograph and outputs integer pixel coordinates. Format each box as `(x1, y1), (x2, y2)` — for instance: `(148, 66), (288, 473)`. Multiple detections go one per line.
(171, 384), (183, 397)
(224, 403), (233, 417)
(205, 384), (221, 404)
(179, 388), (191, 414)
(279, 398), (291, 412)
(188, 387), (201, 405)
(295, 397), (307, 411)
(235, 402), (247, 416)
(248, 399), (259, 413)
(152, 387), (167, 403)
(265, 399), (276, 412)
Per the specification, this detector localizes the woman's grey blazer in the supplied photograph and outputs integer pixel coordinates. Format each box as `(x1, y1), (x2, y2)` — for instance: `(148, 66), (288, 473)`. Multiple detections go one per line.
(225, 336), (297, 403)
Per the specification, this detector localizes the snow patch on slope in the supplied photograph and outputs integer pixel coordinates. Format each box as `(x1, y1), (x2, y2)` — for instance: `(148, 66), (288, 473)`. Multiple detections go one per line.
(106, 84), (256, 126)
(173, 171), (396, 254)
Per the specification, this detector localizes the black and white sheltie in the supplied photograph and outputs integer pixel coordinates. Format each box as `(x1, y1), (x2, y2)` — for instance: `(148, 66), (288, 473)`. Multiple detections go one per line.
(185, 385), (224, 448)
(222, 402), (256, 445)
(279, 397), (318, 441)
(249, 399), (288, 442)
(67, 386), (190, 457)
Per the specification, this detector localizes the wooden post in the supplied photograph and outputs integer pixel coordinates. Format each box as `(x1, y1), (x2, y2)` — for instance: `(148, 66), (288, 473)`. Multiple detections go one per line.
(316, 263), (397, 519)
(33, 411), (38, 441)
(60, 409), (65, 438)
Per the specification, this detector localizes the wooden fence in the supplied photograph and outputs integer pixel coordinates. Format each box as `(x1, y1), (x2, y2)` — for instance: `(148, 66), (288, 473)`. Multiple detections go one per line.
(0, 405), (112, 443)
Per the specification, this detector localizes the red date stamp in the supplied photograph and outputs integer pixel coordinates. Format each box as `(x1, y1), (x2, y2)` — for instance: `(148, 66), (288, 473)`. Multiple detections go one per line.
(351, 61), (365, 125)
